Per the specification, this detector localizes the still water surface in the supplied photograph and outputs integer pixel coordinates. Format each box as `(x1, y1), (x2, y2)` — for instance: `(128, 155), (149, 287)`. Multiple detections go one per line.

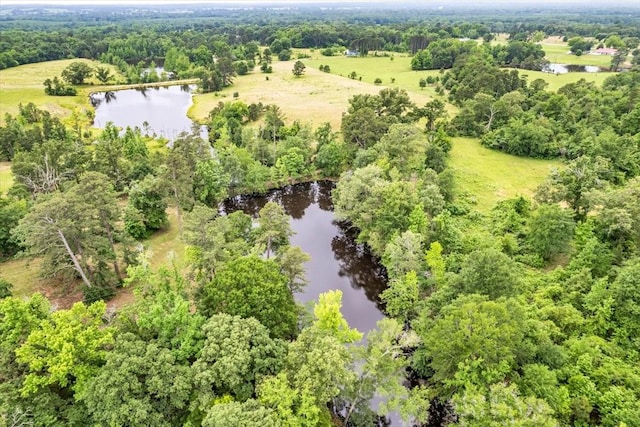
(223, 181), (388, 334)
(543, 63), (602, 74)
(91, 84), (207, 140)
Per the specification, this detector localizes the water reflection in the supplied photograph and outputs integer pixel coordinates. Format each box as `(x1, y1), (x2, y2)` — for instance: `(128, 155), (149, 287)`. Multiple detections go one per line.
(222, 181), (387, 333)
(543, 63), (602, 74)
(91, 84), (207, 141)
(331, 221), (388, 312)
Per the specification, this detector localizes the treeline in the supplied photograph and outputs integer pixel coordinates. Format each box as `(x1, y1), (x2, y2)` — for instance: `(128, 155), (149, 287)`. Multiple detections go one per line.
(2, 8), (640, 70)
(442, 52), (640, 173)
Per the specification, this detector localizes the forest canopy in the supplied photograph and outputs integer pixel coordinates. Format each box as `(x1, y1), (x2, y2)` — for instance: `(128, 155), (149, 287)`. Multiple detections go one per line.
(1, 3), (640, 427)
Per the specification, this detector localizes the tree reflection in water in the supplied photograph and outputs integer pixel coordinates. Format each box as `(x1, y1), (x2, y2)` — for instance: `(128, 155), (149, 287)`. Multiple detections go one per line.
(331, 220), (388, 312)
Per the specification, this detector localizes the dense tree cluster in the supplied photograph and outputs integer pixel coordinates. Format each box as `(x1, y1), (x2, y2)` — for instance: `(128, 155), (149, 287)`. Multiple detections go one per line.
(447, 55), (640, 175)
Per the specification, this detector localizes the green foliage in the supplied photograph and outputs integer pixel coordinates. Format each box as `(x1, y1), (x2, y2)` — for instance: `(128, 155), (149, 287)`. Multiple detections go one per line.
(526, 204), (575, 261)
(415, 295), (528, 393)
(453, 382), (558, 427)
(455, 248), (521, 299)
(312, 290), (363, 344)
(43, 76), (77, 96)
(197, 256), (298, 339)
(255, 201), (293, 259)
(536, 156), (612, 220)
(126, 174), (168, 238)
(381, 270), (420, 323)
(568, 37), (594, 54)
(81, 333), (192, 426)
(14, 175), (123, 292)
(122, 262), (206, 361)
(0, 196), (27, 259)
(315, 141), (350, 176)
(16, 301), (114, 396)
(94, 66), (112, 84)
(202, 399), (279, 427)
(292, 60), (306, 77)
(191, 314), (286, 404)
(61, 61), (93, 85)
(382, 230), (424, 280)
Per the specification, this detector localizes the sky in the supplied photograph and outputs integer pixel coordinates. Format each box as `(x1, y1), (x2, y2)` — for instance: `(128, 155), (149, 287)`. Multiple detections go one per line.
(2, 0), (637, 4)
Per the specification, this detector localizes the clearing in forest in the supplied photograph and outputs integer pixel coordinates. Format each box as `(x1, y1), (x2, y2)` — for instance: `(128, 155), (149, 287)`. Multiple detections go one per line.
(449, 137), (562, 213)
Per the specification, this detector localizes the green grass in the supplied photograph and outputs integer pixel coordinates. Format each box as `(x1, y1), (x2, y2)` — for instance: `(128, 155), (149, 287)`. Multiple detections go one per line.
(0, 257), (49, 299)
(145, 208), (187, 271)
(190, 54), (448, 129)
(518, 69), (607, 91)
(0, 162), (12, 195)
(541, 43), (614, 67)
(0, 59), (121, 124)
(449, 137), (562, 213)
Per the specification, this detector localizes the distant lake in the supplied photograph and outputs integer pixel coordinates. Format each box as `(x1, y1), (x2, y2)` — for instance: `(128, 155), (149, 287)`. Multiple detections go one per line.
(543, 63), (602, 74)
(90, 84), (207, 141)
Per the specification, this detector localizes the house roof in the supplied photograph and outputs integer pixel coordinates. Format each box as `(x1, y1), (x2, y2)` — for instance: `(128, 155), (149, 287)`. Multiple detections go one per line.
(592, 47), (618, 55)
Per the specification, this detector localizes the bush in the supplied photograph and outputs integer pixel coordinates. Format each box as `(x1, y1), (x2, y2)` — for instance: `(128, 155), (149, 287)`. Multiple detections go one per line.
(278, 49), (292, 61)
(0, 278), (12, 299)
(321, 48), (335, 56)
(374, 77), (382, 84)
(83, 284), (115, 304)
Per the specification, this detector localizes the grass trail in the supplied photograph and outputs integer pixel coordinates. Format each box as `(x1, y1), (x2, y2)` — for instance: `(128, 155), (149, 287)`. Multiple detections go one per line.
(0, 162), (12, 195)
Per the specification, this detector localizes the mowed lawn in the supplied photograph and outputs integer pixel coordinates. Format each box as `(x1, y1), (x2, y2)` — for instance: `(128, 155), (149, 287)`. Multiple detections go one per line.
(519, 69), (608, 92)
(541, 43), (615, 68)
(449, 137), (562, 212)
(0, 59), (120, 124)
(190, 55), (442, 129)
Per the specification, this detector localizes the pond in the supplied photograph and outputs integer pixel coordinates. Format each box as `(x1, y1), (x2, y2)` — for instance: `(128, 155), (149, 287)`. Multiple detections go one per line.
(543, 63), (602, 74)
(222, 181), (388, 334)
(90, 84), (207, 141)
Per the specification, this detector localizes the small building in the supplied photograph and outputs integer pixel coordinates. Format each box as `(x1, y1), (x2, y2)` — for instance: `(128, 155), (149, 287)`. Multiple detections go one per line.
(591, 47), (618, 55)
(345, 49), (360, 57)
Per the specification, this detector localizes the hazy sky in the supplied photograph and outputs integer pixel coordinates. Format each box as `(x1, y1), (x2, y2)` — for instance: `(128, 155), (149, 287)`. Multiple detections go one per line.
(3, 0), (637, 4)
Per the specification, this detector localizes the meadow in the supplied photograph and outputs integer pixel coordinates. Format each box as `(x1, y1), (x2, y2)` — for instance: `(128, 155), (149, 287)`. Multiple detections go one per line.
(191, 56), (440, 129)
(449, 137), (561, 212)
(540, 42), (615, 67)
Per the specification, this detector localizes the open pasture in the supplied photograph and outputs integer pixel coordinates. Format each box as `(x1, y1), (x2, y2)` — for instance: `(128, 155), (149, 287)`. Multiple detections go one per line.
(190, 56), (443, 129)
(449, 137), (561, 213)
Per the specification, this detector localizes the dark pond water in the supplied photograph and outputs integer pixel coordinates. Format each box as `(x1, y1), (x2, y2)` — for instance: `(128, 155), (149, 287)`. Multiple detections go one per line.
(222, 181), (387, 334)
(90, 84), (207, 141)
(543, 63), (602, 74)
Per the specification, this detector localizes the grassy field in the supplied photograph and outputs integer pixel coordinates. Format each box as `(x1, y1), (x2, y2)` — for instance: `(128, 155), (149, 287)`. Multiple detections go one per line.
(449, 137), (561, 213)
(190, 55), (443, 129)
(541, 43), (614, 67)
(519, 69), (607, 91)
(0, 162), (12, 195)
(0, 59), (121, 123)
